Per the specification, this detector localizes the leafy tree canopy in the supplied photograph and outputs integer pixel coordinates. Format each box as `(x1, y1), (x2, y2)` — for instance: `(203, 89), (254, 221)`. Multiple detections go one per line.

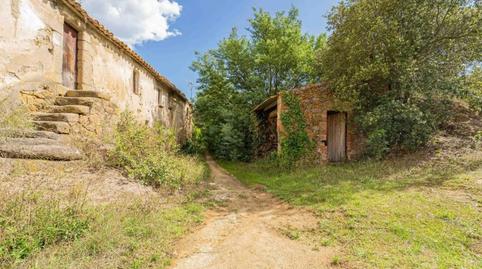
(321, 0), (481, 157)
(192, 8), (325, 160)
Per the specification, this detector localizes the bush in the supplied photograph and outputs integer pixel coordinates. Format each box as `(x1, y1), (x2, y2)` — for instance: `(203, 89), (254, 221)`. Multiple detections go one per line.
(181, 127), (207, 155)
(0, 192), (90, 266)
(108, 112), (208, 188)
(463, 66), (482, 113)
(360, 100), (436, 158)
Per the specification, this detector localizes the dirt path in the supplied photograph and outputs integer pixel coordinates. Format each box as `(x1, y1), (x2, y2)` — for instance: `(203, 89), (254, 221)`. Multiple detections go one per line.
(170, 156), (333, 269)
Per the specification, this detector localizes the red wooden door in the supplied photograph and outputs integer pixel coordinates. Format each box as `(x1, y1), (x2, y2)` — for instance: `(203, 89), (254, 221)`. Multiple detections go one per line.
(62, 23), (78, 89)
(327, 112), (347, 162)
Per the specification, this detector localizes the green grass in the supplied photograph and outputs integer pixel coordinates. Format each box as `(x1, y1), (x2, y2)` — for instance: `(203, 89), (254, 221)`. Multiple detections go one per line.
(0, 193), (204, 269)
(0, 193), (90, 266)
(220, 153), (482, 268)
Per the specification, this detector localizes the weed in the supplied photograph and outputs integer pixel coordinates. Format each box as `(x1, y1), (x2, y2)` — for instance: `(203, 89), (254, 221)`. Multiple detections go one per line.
(280, 226), (301, 240)
(108, 111), (208, 188)
(0, 100), (32, 132)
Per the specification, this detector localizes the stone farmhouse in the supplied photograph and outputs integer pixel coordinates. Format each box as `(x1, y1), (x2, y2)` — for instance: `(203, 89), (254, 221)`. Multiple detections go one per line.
(254, 84), (363, 163)
(0, 0), (192, 144)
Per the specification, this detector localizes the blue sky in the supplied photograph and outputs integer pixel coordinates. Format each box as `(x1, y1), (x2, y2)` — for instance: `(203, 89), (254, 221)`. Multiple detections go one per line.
(83, 0), (340, 98)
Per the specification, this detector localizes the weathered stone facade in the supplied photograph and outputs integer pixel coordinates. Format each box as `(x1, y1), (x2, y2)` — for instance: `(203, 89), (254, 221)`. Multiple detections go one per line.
(0, 0), (191, 142)
(255, 84), (363, 163)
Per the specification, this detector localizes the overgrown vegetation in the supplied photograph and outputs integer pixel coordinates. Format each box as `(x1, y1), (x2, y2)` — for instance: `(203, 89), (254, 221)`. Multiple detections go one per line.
(321, 0), (481, 158)
(0, 104), (209, 267)
(108, 112), (208, 188)
(220, 148), (482, 268)
(181, 126), (207, 155)
(278, 91), (313, 165)
(193, 1), (481, 160)
(23, 198), (203, 269)
(192, 8), (325, 161)
(0, 188), (204, 268)
(0, 193), (89, 266)
(463, 66), (482, 113)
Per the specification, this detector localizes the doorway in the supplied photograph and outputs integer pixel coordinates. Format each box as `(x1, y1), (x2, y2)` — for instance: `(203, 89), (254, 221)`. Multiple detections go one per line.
(327, 111), (347, 162)
(62, 23), (78, 89)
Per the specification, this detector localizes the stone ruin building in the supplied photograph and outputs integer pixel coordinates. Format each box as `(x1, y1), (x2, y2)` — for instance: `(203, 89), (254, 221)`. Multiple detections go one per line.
(254, 84), (363, 163)
(0, 0), (192, 160)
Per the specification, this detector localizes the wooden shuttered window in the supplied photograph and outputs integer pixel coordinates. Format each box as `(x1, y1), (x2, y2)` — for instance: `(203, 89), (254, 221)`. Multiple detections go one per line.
(133, 69), (140, 95)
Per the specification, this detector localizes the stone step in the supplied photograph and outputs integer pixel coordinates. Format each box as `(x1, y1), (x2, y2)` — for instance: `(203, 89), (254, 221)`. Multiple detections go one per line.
(32, 112), (79, 123)
(65, 90), (110, 100)
(0, 128), (60, 140)
(55, 97), (96, 107)
(33, 121), (70, 134)
(0, 138), (82, 161)
(49, 105), (90, 115)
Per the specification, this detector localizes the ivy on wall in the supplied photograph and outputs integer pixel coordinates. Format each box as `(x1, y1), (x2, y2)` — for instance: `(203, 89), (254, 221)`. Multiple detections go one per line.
(279, 91), (313, 164)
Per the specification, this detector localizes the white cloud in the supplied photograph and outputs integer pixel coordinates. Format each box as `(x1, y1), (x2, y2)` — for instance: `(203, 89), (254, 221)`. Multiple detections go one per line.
(80, 0), (182, 46)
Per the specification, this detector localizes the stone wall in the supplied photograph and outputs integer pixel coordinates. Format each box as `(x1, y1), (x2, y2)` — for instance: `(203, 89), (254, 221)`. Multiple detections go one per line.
(0, 0), (191, 141)
(272, 84), (362, 163)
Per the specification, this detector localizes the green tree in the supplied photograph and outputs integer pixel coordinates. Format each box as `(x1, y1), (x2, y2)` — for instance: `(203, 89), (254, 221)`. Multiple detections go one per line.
(463, 65), (482, 112)
(321, 0), (481, 157)
(193, 7), (324, 160)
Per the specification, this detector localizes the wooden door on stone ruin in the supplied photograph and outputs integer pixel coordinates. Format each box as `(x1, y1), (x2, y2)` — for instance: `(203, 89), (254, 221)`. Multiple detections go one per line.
(327, 111), (347, 162)
(62, 23), (78, 89)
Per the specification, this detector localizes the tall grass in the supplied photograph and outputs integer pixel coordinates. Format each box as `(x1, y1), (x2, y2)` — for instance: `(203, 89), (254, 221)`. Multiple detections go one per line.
(0, 187), (205, 268)
(0, 192), (90, 267)
(22, 198), (204, 269)
(108, 112), (208, 188)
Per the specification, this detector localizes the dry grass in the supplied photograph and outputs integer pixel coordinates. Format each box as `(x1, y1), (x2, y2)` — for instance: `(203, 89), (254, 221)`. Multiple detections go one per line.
(0, 158), (207, 269)
(0, 98), (32, 131)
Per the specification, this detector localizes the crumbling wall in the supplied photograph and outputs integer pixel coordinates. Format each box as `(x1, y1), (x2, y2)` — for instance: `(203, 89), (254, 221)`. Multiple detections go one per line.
(279, 84), (362, 162)
(0, 0), (191, 141)
(78, 30), (165, 126)
(0, 0), (63, 90)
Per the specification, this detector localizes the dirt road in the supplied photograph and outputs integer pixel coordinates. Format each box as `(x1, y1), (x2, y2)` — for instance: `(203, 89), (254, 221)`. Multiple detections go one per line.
(170, 157), (333, 269)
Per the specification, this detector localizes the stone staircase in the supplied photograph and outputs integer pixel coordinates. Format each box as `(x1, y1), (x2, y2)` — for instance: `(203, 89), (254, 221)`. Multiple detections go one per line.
(0, 129), (82, 161)
(32, 90), (110, 135)
(0, 90), (110, 161)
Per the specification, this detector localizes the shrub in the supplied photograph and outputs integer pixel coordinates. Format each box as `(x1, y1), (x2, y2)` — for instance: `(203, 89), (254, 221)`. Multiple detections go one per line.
(463, 66), (482, 113)
(0, 192), (90, 266)
(108, 112), (207, 188)
(321, 0), (481, 158)
(360, 100), (436, 158)
(182, 127), (207, 155)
